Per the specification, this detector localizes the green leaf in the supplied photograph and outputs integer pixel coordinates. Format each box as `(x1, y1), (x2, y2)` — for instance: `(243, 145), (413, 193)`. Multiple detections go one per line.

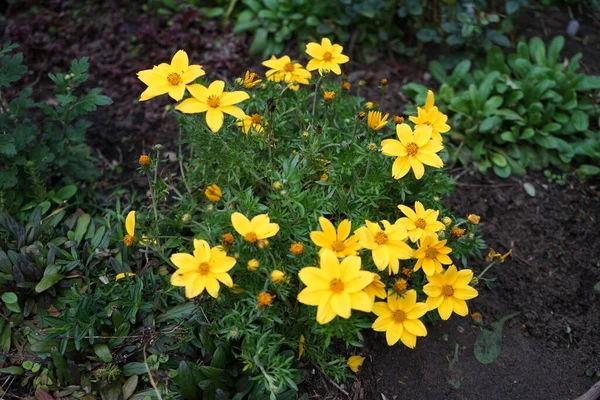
(449, 60), (471, 86)
(74, 214), (91, 245)
(493, 164), (511, 178)
(55, 185), (78, 200)
(429, 61), (448, 84)
(0, 366), (24, 375)
(483, 96), (503, 115)
(35, 273), (65, 293)
(1, 292), (18, 304)
(575, 75), (600, 90)
(416, 28), (438, 42)
(177, 361), (202, 400)
(123, 362), (149, 377)
(547, 36), (564, 65)
(480, 116), (501, 133)
(249, 28), (269, 56)
(577, 165), (600, 181)
(520, 128), (535, 139)
(490, 153), (507, 167)
(122, 375), (139, 400)
(571, 110), (589, 132)
(94, 343), (113, 362)
(156, 302), (197, 323)
(486, 46), (506, 72)
(474, 313), (520, 364)
(0, 52), (27, 87)
(0, 135), (16, 155)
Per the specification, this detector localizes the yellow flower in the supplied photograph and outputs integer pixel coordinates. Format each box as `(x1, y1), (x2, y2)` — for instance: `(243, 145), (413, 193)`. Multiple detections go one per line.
(486, 248), (512, 263)
(365, 101), (375, 110)
(468, 214), (481, 224)
(347, 355), (365, 373)
(236, 71), (262, 89)
(401, 268), (413, 277)
(450, 227), (465, 238)
(397, 201), (445, 243)
(423, 265), (478, 320)
(393, 115), (404, 125)
(124, 210), (136, 246)
(257, 292), (274, 308)
(342, 82), (351, 91)
(116, 272), (136, 280)
(442, 216), (452, 226)
(231, 212), (280, 244)
(408, 90), (450, 142)
(367, 111), (389, 131)
(204, 184), (222, 202)
(262, 55), (311, 89)
(298, 334), (305, 360)
(138, 155), (151, 167)
(364, 273), (387, 307)
(176, 80), (249, 132)
(372, 290), (428, 347)
(393, 278), (408, 294)
(247, 259), (260, 271)
(356, 220), (413, 275)
(310, 217), (361, 258)
(290, 242), (304, 256)
(413, 234), (452, 276)
(170, 239), (236, 298)
(221, 233), (234, 246)
(298, 250), (373, 324)
(323, 91), (335, 102)
(271, 270), (286, 284)
(320, 173), (329, 181)
(381, 123), (444, 180)
(356, 111), (366, 121)
(237, 113), (265, 134)
(305, 38), (349, 75)
(137, 50), (205, 101)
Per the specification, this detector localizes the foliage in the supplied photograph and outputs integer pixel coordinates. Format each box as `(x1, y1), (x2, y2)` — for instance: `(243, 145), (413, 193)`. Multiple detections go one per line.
(0, 42), (112, 211)
(404, 36), (600, 177)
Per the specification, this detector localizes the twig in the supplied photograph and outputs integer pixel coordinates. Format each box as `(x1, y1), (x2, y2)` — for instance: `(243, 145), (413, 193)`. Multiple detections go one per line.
(575, 379), (600, 400)
(456, 183), (517, 188)
(143, 344), (164, 400)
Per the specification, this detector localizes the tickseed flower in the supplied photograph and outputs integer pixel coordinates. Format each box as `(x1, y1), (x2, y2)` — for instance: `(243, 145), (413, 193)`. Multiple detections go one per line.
(323, 91), (335, 102)
(442, 216), (452, 226)
(367, 111), (389, 131)
(137, 50), (205, 101)
(170, 239), (236, 298)
(471, 312), (483, 321)
(468, 214), (481, 224)
(297, 250), (373, 324)
(365, 101), (375, 110)
(204, 184), (222, 202)
(247, 259), (260, 271)
(402, 268), (413, 277)
(290, 242), (304, 256)
(393, 115), (404, 125)
(237, 113), (265, 134)
(236, 71), (262, 89)
(258, 239), (270, 249)
(273, 181), (283, 190)
(398, 201), (445, 243)
(450, 227), (465, 238)
(413, 234), (453, 276)
(423, 265), (479, 320)
(342, 81), (351, 91)
(310, 217), (361, 258)
(231, 212), (280, 244)
(124, 210), (136, 246)
(372, 290), (428, 348)
(271, 270), (286, 284)
(486, 248), (512, 263)
(138, 155), (151, 167)
(320, 173), (329, 181)
(409, 90), (450, 142)
(305, 38), (349, 75)
(356, 220), (413, 275)
(221, 233), (234, 246)
(364, 273), (386, 307)
(368, 143), (377, 152)
(262, 55), (311, 89)
(176, 80), (249, 133)
(380, 78), (388, 86)
(381, 123), (444, 180)
(116, 272), (136, 280)
(347, 356), (365, 373)
(393, 278), (408, 294)
(257, 292), (274, 308)
(356, 111), (366, 121)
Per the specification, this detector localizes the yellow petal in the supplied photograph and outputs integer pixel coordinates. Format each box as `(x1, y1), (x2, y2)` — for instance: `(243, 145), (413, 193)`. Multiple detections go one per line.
(391, 157), (411, 179)
(424, 90), (435, 111)
(137, 69), (165, 86)
(347, 355), (365, 373)
(410, 157), (425, 180)
(406, 303), (429, 319)
(214, 272), (233, 287)
(298, 267), (330, 289)
(386, 322), (403, 346)
(231, 212), (251, 236)
(187, 84), (210, 100)
(453, 286), (478, 300)
(372, 315), (392, 331)
(403, 319), (427, 336)
(350, 290), (373, 312)
(414, 125), (433, 146)
(372, 245), (390, 271)
(204, 277), (221, 298)
(305, 58), (321, 71)
(205, 108), (224, 132)
(181, 65), (205, 83)
(186, 275), (206, 298)
(168, 84), (186, 101)
(171, 253), (199, 271)
(452, 298), (469, 316)
(399, 330), (417, 349)
(331, 292), (352, 318)
(125, 211), (136, 237)
(426, 294), (444, 310)
(171, 50), (189, 72)
(320, 249), (341, 279)
(311, 231), (332, 248)
(306, 42), (325, 59)
(298, 287), (329, 306)
(318, 217), (337, 242)
(381, 139), (405, 157)
(220, 91), (250, 106)
(140, 85), (170, 101)
(438, 297), (454, 320)
(316, 293), (336, 324)
(175, 98), (209, 114)
(337, 219), (352, 241)
(208, 80), (225, 97)
(192, 239), (211, 262)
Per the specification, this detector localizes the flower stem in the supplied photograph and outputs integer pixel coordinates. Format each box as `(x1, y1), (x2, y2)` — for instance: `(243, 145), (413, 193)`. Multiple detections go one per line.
(178, 126), (192, 194)
(477, 261), (497, 280)
(311, 75), (324, 123)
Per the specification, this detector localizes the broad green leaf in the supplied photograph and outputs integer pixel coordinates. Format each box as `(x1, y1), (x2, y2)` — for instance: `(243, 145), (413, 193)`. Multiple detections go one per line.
(490, 153), (507, 167)
(177, 361), (202, 400)
(1, 292), (18, 304)
(547, 36), (564, 65)
(122, 375), (139, 400)
(94, 343), (113, 362)
(429, 61), (447, 84)
(55, 185), (78, 200)
(479, 116), (501, 133)
(449, 60), (471, 86)
(474, 313), (520, 364)
(249, 28), (269, 56)
(35, 273), (65, 293)
(493, 164), (511, 178)
(74, 214), (91, 245)
(0, 366), (24, 375)
(571, 110), (589, 132)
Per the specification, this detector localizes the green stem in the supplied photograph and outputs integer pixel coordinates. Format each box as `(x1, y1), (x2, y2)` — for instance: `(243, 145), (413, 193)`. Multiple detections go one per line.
(477, 261), (497, 280)
(311, 75), (324, 124)
(147, 150), (160, 224)
(178, 127), (192, 194)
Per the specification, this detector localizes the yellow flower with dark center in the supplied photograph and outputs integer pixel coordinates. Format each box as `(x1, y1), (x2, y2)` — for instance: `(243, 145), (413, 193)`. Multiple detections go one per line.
(236, 71), (262, 89)
(247, 259), (260, 271)
(138, 155), (151, 167)
(237, 113), (265, 134)
(450, 227), (465, 238)
(297, 250), (373, 324)
(393, 278), (408, 294)
(413, 234), (453, 276)
(468, 214), (481, 224)
(310, 217), (361, 258)
(305, 38), (349, 75)
(398, 201), (445, 243)
(170, 239), (236, 298)
(290, 242), (304, 256)
(408, 90), (450, 141)
(372, 290), (428, 347)
(364, 273), (387, 307)
(137, 50), (205, 101)
(367, 111), (389, 131)
(204, 184), (222, 202)
(342, 82), (351, 91)
(393, 115), (404, 125)
(176, 80), (249, 133)
(381, 123), (444, 180)
(271, 270), (286, 283)
(221, 233), (234, 246)
(262, 55), (311, 89)
(356, 220), (413, 275)
(347, 355), (365, 373)
(257, 292), (274, 308)
(423, 265), (478, 320)
(116, 272), (136, 280)
(231, 212), (280, 244)
(323, 91), (335, 102)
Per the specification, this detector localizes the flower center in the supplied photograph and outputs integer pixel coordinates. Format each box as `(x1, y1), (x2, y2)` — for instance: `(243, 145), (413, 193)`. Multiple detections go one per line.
(414, 218), (427, 229)
(392, 310), (407, 322)
(123, 235), (134, 247)
(406, 142), (419, 156)
(322, 52), (332, 61)
(374, 231), (388, 245)
(329, 278), (344, 293)
(425, 247), (438, 259)
(167, 73), (182, 86)
(442, 285), (454, 297)
(331, 240), (346, 252)
(284, 62), (295, 72)
(207, 95), (220, 108)
(250, 113), (262, 124)
(198, 262), (210, 275)
(423, 121), (432, 126)
(244, 232), (258, 243)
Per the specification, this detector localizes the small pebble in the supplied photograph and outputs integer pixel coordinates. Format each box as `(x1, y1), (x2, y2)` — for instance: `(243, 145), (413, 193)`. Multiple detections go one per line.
(566, 20), (580, 36)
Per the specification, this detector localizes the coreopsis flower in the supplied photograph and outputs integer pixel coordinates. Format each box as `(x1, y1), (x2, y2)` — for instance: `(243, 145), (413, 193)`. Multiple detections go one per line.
(401, 268), (413, 277)
(297, 250), (373, 324)
(397, 201), (445, 243)
(393, 278), (408, 294)
(413, 234), (453, 276)
(365, 101), (375, 110)
(310, 217), (361, 258)
(262, 55), (311, 89)
(221, 233), (234, 246)
(247, 259), (260, 271)
(170, 239), (236, 298)
(231, 212), (280, 244)
(271, 270), (286, 283)
(442, 217), (452, 226)
(323, 91), (335, 102)
(409, 90), (450, 142)
(320, 173), (329, 181)
(237, 113), (265, 134)
(176, 80), (249, 132)
(347, 356), (365, 373)
(137, 50), (205, 101)
(423, 265), (479, 320)
(257, 292), (274, 308)
(380, 78), (388, 86)
(367, 111), (389, 131)
(486, 248), (512, 263)
(364, 273), (386, 307)
(124, 211), (136, 246)
(305, 38), (349, 75)
(138, 155), (151, 167)
(381, 123), (444, 180)
(393, 115), (404, 125)
(468, 214), (481, 224)
(367, 143), (377, 152)
(356, 220), (413, 275)
(116, 272), (136, 280)
(450, 227), (465, 238)
(342, 82), (351, 91)
(356, 111), (366, 121)
(372, 290), (428, 347)
(204, 184), (222, 202)
(236, 71), (262, 89)
(290, 242), (304, 256)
